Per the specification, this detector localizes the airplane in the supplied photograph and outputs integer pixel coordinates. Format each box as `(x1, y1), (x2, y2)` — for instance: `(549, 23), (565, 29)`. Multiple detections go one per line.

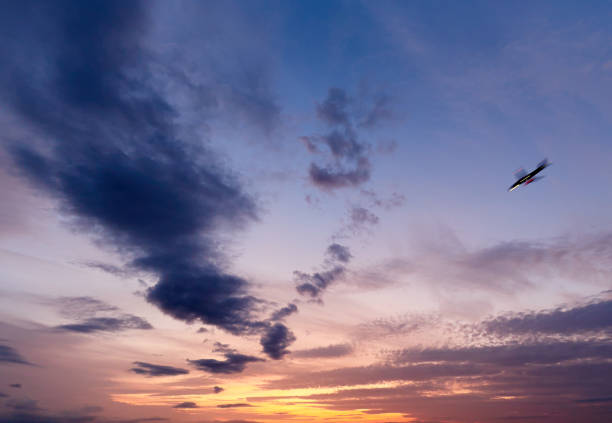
(508, 159), (550, 192)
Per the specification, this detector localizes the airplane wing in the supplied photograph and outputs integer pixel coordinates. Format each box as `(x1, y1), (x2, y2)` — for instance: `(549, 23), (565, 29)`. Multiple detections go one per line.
(514, 168), (527, 180)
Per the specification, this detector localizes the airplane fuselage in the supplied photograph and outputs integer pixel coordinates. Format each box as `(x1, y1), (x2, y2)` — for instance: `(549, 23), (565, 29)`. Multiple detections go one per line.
(508, 164), (547, 191)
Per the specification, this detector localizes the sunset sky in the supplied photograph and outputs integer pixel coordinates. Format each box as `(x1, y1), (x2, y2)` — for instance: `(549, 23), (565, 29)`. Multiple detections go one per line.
(2, 1), (612, 422)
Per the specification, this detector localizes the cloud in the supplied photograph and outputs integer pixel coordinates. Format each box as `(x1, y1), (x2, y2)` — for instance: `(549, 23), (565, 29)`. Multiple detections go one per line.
(130, 361), (189, 377)
(216, 404), (252, 409)
(213, 386), (224, 394)
(0, 1), (294, 358)
(269, 303), (298, 321)
(78, 261), (135, 279)
(266, 362), (496, 389)
(295, 243), (353, 301)
(173, 402), (198, 409)
(326, 244), (352, 263)
(391, 340), (612, 367)
(295, 266), (345, 300)
(292, 343), (353, 359)
(188, 353), (264, 374)
(0, 392), (7, 398)
(302, 88), (386, 190)
(57, 317), (152, 333)
(316, 88), (350, 126)
(0, 345), (31, 365)
(6, 398), (40, 411)
(309, 158), (371, 190)
(481, 299), (612, 337)
(260, 323), (296, 359)
(9, 384), (22, 388)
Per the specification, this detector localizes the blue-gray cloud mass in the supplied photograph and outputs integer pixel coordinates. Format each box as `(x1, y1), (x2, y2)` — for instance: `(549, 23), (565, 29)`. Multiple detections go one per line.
(0, 0), (293, 360)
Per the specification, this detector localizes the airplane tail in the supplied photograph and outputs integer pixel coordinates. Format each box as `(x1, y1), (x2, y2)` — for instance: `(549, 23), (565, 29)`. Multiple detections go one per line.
(538, 158), (549, 167)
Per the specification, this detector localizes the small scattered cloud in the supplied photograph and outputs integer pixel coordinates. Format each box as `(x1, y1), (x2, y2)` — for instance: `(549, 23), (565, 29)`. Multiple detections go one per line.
(260, 323), (296, 359)
(0, 344), (31, 365)
(188, 352), (264, 374)
(213, 386), (224, 394)
(217, 403), (252, 409)
(326, 244), (352, 263)
(130, 362), (189, 377)
(173, 402), (198, 409)
(269, 303), (298, 322)
(9, 384), (21, 389)
(295, 243), (353, 301)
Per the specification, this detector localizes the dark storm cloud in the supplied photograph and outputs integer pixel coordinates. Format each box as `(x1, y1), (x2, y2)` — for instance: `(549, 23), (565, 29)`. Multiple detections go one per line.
(292, 343), (353, 359)
(260, 323), (296, 359)
(216, 403), (252, 409)
(0, 345), (31, 365)
(0, 1), (294, 358)
(188, 353), (264, 374)
(173, 402), (198, 409)
(269, 303), (298, 321)
(130, 361), (189, 377)
(481, 299), (612, 337)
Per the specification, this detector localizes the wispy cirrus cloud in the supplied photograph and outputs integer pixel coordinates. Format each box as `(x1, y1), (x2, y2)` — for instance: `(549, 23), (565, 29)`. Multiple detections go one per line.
(53, 297), (152, 334)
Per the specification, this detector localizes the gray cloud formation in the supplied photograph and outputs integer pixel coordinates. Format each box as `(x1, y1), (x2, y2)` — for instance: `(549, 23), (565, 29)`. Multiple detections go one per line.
(0, 345), (31, 365)
(481, 299), (612, 337)
(216, 403), (252, 409)
(295, 243), (353, 301)
(188, 343), (264, 374)
(53, 297), (152, 333)
(269, 303), (298, 322)
(326, 244), (352, 263)
(303, 88), (379, 190)
(292, 343), (354, 359)
(0, 0), (293, 360)
(173, 402), (198, 409)
(130, 361), (189, 377)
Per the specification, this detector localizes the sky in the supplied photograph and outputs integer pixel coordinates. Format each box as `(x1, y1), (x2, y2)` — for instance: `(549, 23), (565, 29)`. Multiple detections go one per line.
(1, 1), (612, 422)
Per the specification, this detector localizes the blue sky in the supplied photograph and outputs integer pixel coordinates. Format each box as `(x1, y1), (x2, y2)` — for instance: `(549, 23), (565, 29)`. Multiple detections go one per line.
(1, 1), (612, 422)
